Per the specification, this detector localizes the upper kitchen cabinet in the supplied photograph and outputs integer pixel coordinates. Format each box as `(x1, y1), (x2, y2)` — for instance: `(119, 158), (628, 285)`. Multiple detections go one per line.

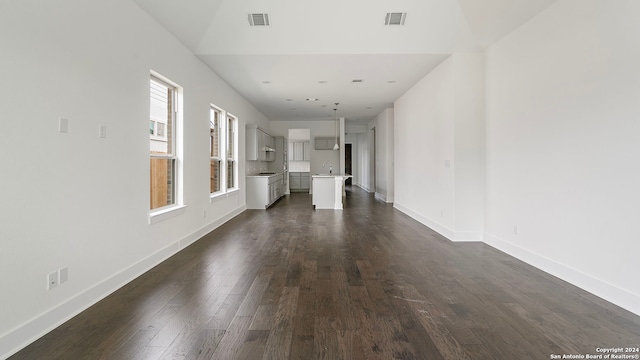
(314, 137), (338, 150)
(247, 125), (275, 161)
(289, 141), (310, 161)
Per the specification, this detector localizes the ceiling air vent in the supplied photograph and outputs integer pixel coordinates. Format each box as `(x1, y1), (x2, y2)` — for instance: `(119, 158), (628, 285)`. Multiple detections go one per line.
(248, 13), (270, 26)
(385, 12), (406, 26)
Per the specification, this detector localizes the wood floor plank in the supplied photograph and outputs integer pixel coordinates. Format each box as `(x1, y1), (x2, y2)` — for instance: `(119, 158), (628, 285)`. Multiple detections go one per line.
(234, 330), (270, 360)
(209, 316), (252, 359)
(235, 268), (274, 317)
(261, 286), (299, 360)
(289, 334), (314, 360)
(335, 329), (365, 360)
(314, 317), (340, 360)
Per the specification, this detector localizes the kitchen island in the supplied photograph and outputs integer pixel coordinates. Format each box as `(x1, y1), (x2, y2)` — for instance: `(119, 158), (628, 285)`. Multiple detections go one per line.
(311, 174), (352, 210)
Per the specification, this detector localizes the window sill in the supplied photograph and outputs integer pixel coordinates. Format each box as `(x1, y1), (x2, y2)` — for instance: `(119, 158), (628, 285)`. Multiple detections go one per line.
(149, 204), (187, 224)
(210, 188), (239, 203)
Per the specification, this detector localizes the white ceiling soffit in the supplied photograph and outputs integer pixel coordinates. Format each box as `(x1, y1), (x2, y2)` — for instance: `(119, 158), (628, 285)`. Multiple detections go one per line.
(456, 0), (558, 47)
(198, 54), (449, 122)
(132, 0), (225, 52)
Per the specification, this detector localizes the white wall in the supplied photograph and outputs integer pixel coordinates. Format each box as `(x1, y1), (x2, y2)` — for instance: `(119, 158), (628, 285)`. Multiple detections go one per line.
(352, 132), (370, 191)
(394, 54), (485, 241)
(394, 57), (457, 231)
(453, 54), (485, 234)
(0, 1), (270, 357)
(367, 109), (395, 202)
(484, 0), (640, 315)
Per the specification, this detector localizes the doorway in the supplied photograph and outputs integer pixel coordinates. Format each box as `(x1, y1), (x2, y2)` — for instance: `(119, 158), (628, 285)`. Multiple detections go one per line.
(345, 143), (352, 185)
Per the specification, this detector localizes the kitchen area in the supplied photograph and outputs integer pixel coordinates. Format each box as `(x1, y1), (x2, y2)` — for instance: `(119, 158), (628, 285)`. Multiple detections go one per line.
(246, 123), (351, 210)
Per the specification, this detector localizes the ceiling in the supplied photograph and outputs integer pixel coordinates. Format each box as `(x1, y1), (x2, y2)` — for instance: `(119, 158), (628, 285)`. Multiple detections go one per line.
(132, 0), (557, 124)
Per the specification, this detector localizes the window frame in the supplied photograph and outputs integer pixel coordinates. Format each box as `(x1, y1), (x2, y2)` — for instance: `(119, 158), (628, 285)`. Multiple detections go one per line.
(226, 113), (238, 191)
(149, 72), (184, 221)
(209, 105), (239, 201)
(210, 105), (223, 196)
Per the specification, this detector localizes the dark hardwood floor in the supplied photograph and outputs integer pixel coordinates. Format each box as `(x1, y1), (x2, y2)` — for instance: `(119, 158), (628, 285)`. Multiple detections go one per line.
(10, 187), (640, 359)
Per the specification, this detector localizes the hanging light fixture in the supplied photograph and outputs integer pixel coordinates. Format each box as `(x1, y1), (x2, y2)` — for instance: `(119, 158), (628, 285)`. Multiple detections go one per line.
(333, 102), (340, 151)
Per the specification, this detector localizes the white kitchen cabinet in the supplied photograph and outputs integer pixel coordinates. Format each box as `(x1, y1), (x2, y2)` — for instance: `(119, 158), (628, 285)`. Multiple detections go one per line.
(289, 141), (310, 161)
(246, 173), (284, 209)
(247, 125), (275, 161)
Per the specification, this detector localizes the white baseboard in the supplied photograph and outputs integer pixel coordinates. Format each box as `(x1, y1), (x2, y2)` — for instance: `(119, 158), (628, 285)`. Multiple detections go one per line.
(393, 204), (640, 316)
(0, 206), (245, 360)
(373, 192), (394, 204)
(354, 184), (372, 193)
(393, 203), (482, 242)
(483, 233), (640, 316)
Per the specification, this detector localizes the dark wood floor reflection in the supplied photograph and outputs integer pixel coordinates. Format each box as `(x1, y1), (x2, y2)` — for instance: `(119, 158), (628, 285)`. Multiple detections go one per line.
(11, 187), (640, 359)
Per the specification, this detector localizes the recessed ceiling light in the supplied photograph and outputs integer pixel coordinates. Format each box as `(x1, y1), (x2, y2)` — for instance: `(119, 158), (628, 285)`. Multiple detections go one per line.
(306, 98), (318, 102)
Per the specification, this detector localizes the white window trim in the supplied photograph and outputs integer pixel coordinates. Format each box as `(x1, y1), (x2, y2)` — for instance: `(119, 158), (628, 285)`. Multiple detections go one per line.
(226, 112), (238, 192)
(149, 204), (187, 224)
(210, 105), (224, 197)
(150, 71), (184, 223)
(209, 105), (239, 200)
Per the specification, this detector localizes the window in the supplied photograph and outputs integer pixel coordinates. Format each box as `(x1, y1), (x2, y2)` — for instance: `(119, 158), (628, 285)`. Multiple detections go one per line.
(210, 107), (222, 194)
(150, 74), (181, 211)
(209, 105), (238, 197)
(226, 114), (237, 190)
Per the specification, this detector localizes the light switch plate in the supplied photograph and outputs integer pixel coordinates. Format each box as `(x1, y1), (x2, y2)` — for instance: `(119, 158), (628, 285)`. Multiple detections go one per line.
(59, 267), (68, 284)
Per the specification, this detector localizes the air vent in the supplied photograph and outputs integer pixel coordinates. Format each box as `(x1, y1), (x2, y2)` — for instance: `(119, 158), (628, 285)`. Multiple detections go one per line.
(248, 13), (270, 26)
(385, 12), (406, 25)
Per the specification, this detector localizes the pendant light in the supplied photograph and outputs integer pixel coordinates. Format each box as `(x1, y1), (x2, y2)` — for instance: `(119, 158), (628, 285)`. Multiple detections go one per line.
(333, 102), (340, 151)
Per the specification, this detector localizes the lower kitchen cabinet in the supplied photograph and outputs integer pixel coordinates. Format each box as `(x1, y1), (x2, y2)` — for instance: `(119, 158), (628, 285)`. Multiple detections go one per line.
(289, 172), (310, 193)
(246, 174), (284, 209)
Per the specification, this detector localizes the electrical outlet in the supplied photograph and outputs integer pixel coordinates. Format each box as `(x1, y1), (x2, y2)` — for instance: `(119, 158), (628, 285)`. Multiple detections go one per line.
(59, 267), (68, 284)
(48, 271), (58, 289)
